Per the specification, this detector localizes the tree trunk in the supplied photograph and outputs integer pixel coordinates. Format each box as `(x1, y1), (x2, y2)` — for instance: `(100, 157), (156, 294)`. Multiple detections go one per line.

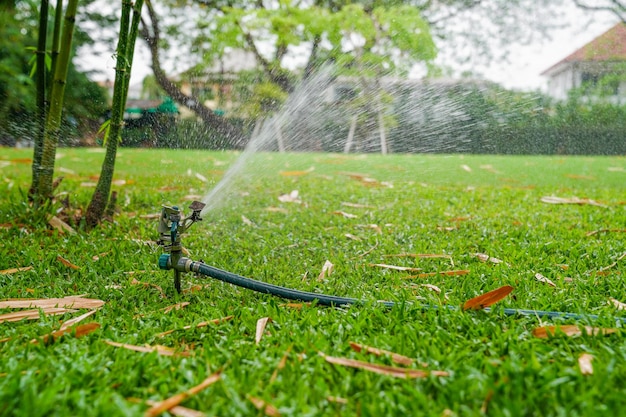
(30, 0), (49, 198)
(85, 0), (143, 228)
(143, 0), (246, 148)
(34, 0), (78, 205)
(344, 115), (357, 153)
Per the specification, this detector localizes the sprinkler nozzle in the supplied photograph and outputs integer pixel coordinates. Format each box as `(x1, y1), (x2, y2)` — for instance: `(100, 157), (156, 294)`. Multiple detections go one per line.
(157, 201), (206, 292)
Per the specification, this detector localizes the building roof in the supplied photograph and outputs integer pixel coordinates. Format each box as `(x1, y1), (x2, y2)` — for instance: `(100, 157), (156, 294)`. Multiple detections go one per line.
(542, 23), (626, 76)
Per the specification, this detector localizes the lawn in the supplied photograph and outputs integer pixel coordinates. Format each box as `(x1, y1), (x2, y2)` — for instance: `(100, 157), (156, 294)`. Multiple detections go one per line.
(1, 147), (626, 416)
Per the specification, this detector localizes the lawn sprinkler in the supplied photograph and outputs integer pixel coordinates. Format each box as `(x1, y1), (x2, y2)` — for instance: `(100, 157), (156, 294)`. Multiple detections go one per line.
(157, 202), (626, 324)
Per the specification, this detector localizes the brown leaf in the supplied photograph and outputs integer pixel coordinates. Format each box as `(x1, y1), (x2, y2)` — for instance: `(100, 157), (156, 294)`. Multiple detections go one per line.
(32, 323), (100, 344)
(130, 278), (166, 298)
(130, 399), (204, 417)
(333, 211), (358, 219)
(145, 370), (222, 417)
(344, 233), (361, 241)
(609, 297), (626, 310)
(410, 270), (470, 279)
(578, 353), (594, 376)
(255, 317), (272, 345)
(162, 302), (190, 314)
(0, 296), (104, 309)
(473, 253), (503, 264)
(326, 396), (348, 404)
(57, 255), (80, 270)
(341, 202), (374, 209)
(318, 260), (334, 282)
(0, 308), (77, 323)
(0, 266), (33, 275)
(460, 164), (472, 172)
(248, 396), (281, 417)
(349, 342), (413, 366)
(540, 196), (606, 207)
(277, 190), (301, 204)
(419, 284), (442, 294)
(280, 168), (313, 177)
(156, 316), (234, 338)
(104, 340), (190, 357)
(321, 353), (448, 379)
(463, 285), (514, 310)
(265, 206), (289, 213)
(534, 273), (556, 287)
(369, 263), (422, 272)
(60, 308), (100, 330)
(586, 228), (626, 237)
(269, 346), (292, 384)
(532, 325), (618, 338)
(48, 216), (76, 234)
(279, 303), (309, 310)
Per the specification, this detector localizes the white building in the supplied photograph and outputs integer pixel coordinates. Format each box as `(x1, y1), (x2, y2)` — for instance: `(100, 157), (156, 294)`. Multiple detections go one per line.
(542, 23), (626, 101)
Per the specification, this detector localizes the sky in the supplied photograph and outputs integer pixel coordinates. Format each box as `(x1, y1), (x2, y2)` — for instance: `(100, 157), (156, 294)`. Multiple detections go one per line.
(76, 2), (620, 94)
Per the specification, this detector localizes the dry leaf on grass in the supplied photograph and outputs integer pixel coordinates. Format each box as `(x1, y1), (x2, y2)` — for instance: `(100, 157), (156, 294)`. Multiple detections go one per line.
(129, 399), (204, 417)
(156, 316), (234, 337)
(578, 353), (594, 376)
(32, 322), (100, 344)
(333, 211), (358, 219)
(59, 308), (99, 330)
(341, 202), (374, 209)
(345, 233), (361, 241)
(162, 302), (190, 314)
(269, 346), (292, 384)
(0, 308), (77, 323)
(369, 263), (422, 272)
(130, 278), (166, 298)
(194, 172), (208, 183)
(321, 353), (448, 379)
(0, 266), (33, 275)
(57, 255), (80, 270)
(278, 190), (302, 204)
(540, 196), (606, 207)
(534, 273), (556, 288)
(609, 297), (626, 310)
(265, 206), (289, 213)
(532, 325), (618, 338)
(349, 342), (413, 366)
(241, 215), (255, 226)
(48, 216), (76, 234)
(255, 317), (272, 345)
(418, 284), (442, 294)
(463, 285), (514, 310)
(318, 260), (334, 281)
(473, 253), (504, 264)
(248, 396), (281, 417)
(412, 270), (470, 278)
(326, 396), (348, 405)
(461, 164), (472, 172)
(280, 167), (314, 176)
(599, 252), (626, 272)
(0, 296), (104, 309)
(586, 228), (626, 236)
(145, 370), (222, 417)
(104, 340), (190, 357)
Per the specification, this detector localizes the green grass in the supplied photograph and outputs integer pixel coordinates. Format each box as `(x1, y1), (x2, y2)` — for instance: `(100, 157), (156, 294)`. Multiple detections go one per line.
(1, 148), (626, 416)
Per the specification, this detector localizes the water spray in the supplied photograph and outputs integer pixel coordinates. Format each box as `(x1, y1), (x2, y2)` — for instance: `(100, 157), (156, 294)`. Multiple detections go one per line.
(157, 202), (626, 325)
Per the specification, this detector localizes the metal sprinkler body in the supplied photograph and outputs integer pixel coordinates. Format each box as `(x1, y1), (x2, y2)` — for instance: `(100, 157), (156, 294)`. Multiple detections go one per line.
(157, 201), (206, 292)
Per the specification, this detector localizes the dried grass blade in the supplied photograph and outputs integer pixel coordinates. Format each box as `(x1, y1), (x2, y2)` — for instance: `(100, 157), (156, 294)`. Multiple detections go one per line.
(270, 346), (292, 384)
(162, 302), (190, 314)
(532, 325), (618, 338)
(248, 396), (281, 417)
(321, 353), (448, 379)
(104, 340), (189, 357)
(609, 297), (626, 310)
(463, 285), (514, 310)
(60, 308), (100, 330)
(156, 316), (234, 338)
(33, 322), (100, 344)
(0, 296), (104, 309)
(349, 342), (413, 366)
(145, 370), (222, 417)
(369, 263), (422, 272)
(0, 266), (33, 275)
(534, 273), (556, 287)
(0, 307), (77, 323)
